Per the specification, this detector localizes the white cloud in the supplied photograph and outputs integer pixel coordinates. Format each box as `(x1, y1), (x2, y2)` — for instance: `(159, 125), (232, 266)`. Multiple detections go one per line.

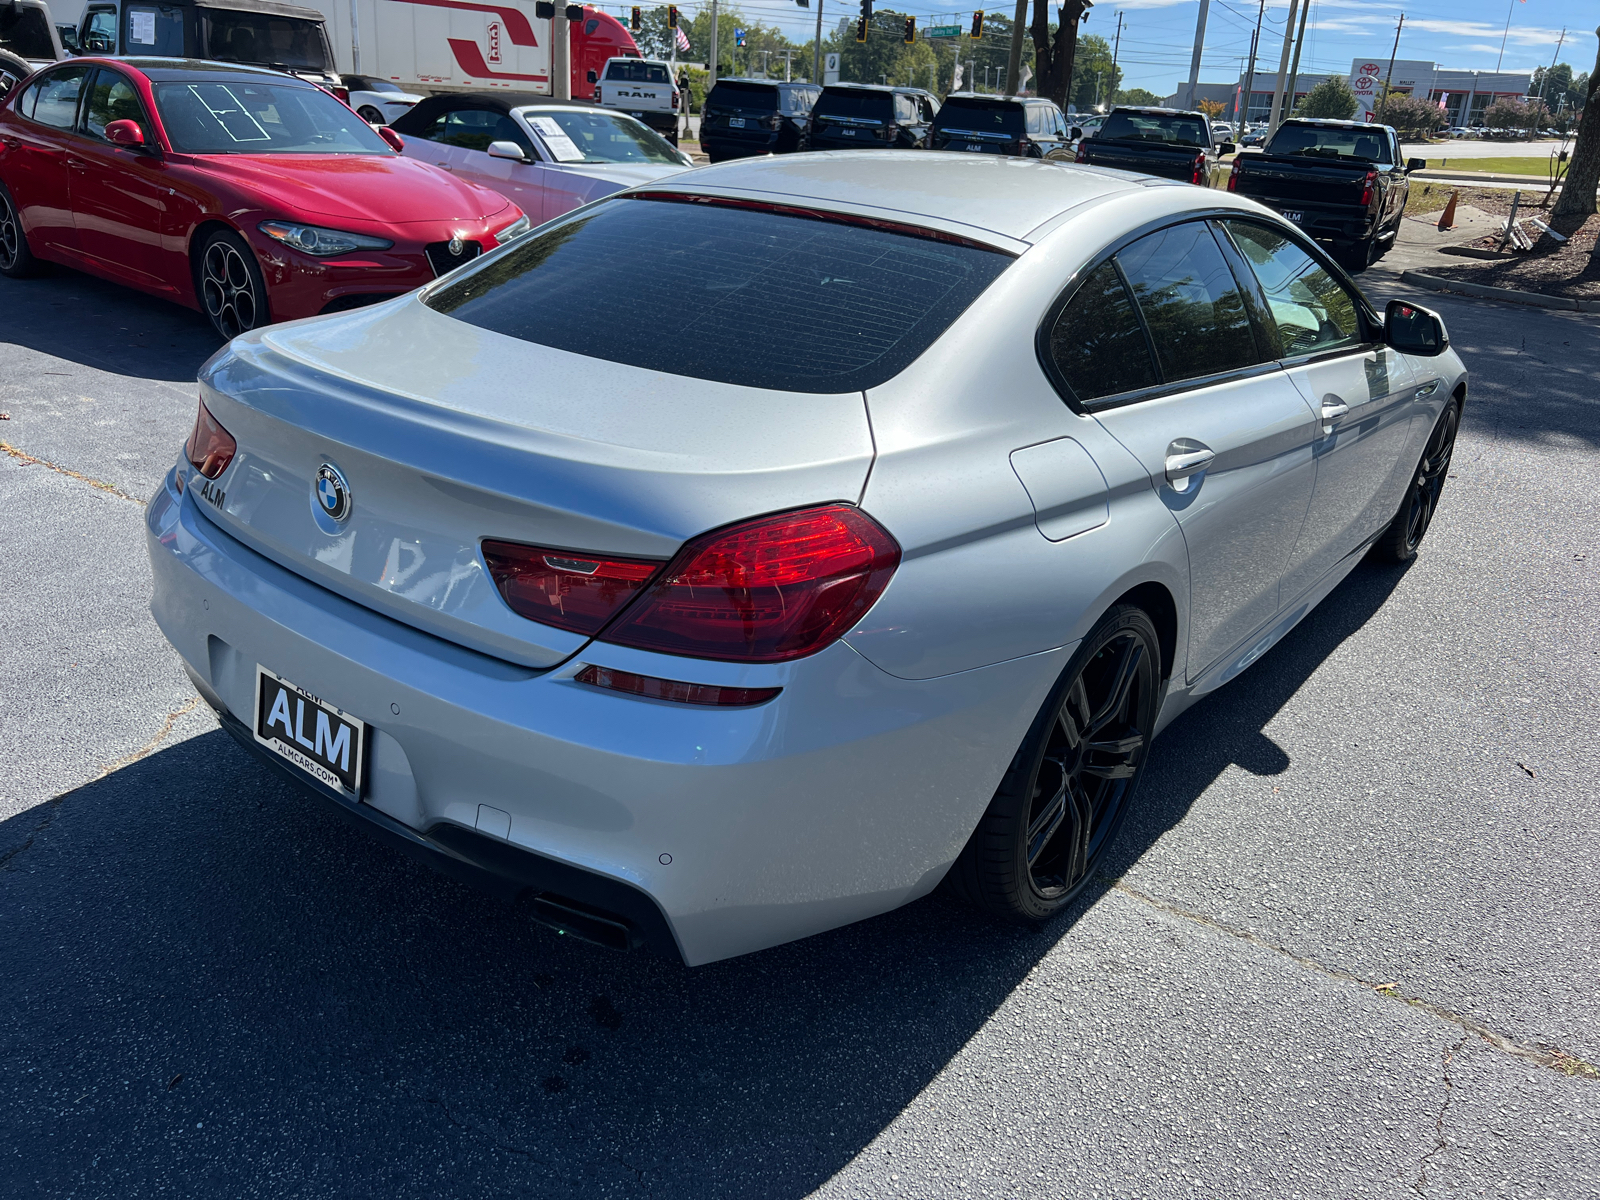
(1403, 18), (1569, 48)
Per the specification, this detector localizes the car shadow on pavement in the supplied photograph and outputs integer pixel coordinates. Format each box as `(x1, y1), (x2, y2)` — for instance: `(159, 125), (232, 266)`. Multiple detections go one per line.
(0, 561), (1409, 1199)
(0, 266), (222, 384)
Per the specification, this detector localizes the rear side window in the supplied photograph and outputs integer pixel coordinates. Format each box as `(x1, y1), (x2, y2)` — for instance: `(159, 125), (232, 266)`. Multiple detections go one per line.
(0, 4), (55, 58)
(25, 65), (90, 130)
(934, 98), (1023, 134)
(1115, 223), (1261, 385)
(708, 81), (778, 111)
(1048, 262), (1158, 403)
(1221, 220), (1361, 357)
(426, 196), (1012, 393)
(894, 94), (917, 123)
(815, 88), (891, 121)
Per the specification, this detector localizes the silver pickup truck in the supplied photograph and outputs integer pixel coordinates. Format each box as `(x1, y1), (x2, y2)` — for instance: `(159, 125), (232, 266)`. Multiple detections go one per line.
(0, 0), (67, 95)
(593, 56), (681, 146)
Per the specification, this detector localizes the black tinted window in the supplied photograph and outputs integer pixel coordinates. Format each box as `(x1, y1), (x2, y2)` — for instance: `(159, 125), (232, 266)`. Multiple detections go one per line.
(708, 81), (778, 111)
(815, 88), (891, 121)
(1222, 221), (1361, 357)
(1116, 223), (1260, 383)
(26, 65), (90, 129)
(427, 197), (1012, 393)
(1099, 111), (1209, 146)
(1264, 123), (1392, 163)
(0, 4), (54, 58)
(1049, 262), (1158, 402)
(933, 97), (1023, 133)
(605, 60), (670, 83)
(200, 11), (330, 69)
(84, 68), (150, 141)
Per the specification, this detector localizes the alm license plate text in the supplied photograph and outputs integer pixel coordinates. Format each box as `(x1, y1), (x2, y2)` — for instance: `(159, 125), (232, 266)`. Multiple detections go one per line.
(254, 666), (366, 799)
(1281, 209), (1304, 224)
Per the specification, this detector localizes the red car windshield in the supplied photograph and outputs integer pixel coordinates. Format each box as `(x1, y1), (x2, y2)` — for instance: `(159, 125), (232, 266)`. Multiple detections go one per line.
(154, 81), (391, 154)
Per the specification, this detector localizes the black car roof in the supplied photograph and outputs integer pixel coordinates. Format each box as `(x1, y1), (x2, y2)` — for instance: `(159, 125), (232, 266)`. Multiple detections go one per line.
(1110, 105), (1205, 118)
(940, 92), (1055, 108)
(819, 82), (934, 97)
(710, 78), (811, 88)
(389, 91), (602, 135)
(75, 56), (312, 84)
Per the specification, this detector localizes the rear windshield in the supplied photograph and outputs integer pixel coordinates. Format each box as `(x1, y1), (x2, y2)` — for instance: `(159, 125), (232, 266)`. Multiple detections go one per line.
(0, 5), (54, 59)
(707, 81), (778, 111)
(1099, 111), (1209, 147)
(933, 97), (1024, 134)
(199, 9), (331, 70)
(154, 80), (391, 153)
(425, 197), (1012, 393)
(814, 88), (891, 122)
(1265, 123), (1392, 163)
(605, 60), (670, 83)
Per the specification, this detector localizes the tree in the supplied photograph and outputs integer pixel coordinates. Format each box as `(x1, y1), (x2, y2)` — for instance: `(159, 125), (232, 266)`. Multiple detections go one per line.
(1197, 97), (1227, 118)
(1115, 87), (1162, 106)
(1295, 76), (1357, 120)
(1553, 37), (1600, 220)
(1030, 0), (1091, 111)
(1379, 91), (1449, 138)
(1482, 97), (1546, 138)
(1067, 34), (1118, 111)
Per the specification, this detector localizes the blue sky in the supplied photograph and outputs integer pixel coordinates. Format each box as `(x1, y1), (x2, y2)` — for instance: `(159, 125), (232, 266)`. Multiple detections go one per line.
(625, 0), (1591, 96)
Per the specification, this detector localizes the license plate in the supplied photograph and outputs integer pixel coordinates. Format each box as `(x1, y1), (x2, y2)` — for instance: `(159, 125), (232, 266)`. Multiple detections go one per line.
(960, 142), (983, 151)
(254, 666), (366, 799)
(842, 128), (857, 136)
(1282, 209), (1304, 224)
(728, 117), (745, 128)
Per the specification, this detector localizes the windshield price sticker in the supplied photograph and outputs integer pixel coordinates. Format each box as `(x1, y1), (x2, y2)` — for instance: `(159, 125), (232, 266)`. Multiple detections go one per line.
(129, 9), (157, 43)
(529, 116), (587, 163)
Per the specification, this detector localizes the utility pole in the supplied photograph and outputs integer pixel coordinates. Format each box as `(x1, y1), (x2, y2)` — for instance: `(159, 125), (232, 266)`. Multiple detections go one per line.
(1536, 27), (1566, 106)
(1494, 0), (1514, 73)
(1005, 0), (1028, 95)
(551, 6), (570, 98)
(709, 0), (719, 83)
(812, 0), (822, 83)
(1235, 0), (1264, 141)
(1285, 0), (1310, 116)
(1184, 0), (1210, 109)
(1110, 10), (1123, 98)
(1378, 12), (1403, 124)
(1266, 0), (1299, 134)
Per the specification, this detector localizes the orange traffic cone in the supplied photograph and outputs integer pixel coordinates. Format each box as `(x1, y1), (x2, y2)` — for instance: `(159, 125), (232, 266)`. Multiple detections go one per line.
(1437, 190), (1459, 232)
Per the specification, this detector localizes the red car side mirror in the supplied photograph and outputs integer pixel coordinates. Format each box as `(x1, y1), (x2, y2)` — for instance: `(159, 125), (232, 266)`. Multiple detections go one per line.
(105, 120), (147, 148)
(378, 125), (404, 152)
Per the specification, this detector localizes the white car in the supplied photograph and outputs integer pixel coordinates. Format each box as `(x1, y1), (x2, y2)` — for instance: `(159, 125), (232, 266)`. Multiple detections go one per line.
(391, 93), (692, 222)
(341, 73), (425, 125)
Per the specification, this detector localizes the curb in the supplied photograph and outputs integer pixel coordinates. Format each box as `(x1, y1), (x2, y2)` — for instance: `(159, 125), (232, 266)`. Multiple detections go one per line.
(1399, 270), (1598, 312)
(1414, 170), (1560, 185)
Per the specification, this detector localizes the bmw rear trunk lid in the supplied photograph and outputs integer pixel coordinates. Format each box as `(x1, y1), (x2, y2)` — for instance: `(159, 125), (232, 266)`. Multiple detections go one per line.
(191, 297), (874, 668)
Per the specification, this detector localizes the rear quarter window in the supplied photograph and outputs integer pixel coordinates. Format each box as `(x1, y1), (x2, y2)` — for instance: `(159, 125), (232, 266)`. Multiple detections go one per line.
(425, 196), (1013, 394)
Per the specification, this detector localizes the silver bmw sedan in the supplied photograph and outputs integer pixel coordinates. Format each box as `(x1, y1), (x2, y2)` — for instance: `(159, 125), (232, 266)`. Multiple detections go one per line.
(147, 151), (1466, 967)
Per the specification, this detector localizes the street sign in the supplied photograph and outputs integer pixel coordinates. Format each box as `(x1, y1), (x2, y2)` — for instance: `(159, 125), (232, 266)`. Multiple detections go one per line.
(927, 24), (961, 36)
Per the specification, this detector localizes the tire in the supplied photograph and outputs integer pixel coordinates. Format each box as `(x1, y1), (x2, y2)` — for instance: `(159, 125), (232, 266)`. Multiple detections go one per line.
(1335, 236), (1376, 273)
(946, 604), (1162, 922)
(0, 181), (38, 279)
(196, 228), (270, 339)
(358, 105), (386, 125)
(1371, 400), (1460, 563)
(0, 48), (29, 98)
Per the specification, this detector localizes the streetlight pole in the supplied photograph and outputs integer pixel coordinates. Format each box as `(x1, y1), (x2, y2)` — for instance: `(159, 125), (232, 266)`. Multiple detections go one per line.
(709, 0), (719, 83)
(1184, 0), (1211, 109)
(812, 0), (823, 83)
(1235, 0), (1264, 142)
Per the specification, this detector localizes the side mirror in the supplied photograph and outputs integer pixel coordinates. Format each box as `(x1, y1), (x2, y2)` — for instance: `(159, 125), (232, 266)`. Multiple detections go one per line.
(1070, 126), (1083, 139)
(378, 125), (405, 152)
(587, 69), (597, 83)
(1406, 157), (1427, 172)
(1385, 299), (1448, 356)
(104, 119), (146, 148)
(60, 27), (81, 52)
(487, 139), (528, 162)
(1217, 141), (1235, 155)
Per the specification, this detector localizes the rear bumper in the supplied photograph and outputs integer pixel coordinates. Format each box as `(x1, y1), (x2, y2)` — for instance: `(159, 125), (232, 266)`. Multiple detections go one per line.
(1246, 196), (1375, 241)
(147, 468), (1067, 966)
(700, 129), (782, 157)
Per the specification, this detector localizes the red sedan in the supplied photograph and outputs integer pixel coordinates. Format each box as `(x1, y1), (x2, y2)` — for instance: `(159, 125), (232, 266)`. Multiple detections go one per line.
(0, 58), (531, 337)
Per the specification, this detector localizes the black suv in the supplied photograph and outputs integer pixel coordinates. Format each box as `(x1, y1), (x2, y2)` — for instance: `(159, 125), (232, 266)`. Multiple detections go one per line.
(700, 79), (821, 162)
(809, 83), (939, 151)
(931, 92), (1073, 159)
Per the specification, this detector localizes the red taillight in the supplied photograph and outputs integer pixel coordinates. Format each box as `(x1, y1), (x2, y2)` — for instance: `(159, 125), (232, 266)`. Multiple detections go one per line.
(184, 399), (236, 479)
(575, 665), (780, 707)
(594, 85), (602, 102)
(482, 541), (663, 636)
(603, 505), (900, 663)
(1227, 158), (1241, 191)
(1074, 141), (1088, 163)
(333, 86), (350, 103)
(672, 90), (682, 112)
(1360, 170), (1377, 207)
(1192, 151), (1207, 186)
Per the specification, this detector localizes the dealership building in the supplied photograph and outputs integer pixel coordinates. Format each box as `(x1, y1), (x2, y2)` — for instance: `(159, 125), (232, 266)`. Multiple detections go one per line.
(1163, 58), (1532, 125)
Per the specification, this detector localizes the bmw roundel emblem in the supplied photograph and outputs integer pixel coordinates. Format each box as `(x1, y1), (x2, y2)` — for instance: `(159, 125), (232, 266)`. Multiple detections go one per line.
(314, 463), (352, 522)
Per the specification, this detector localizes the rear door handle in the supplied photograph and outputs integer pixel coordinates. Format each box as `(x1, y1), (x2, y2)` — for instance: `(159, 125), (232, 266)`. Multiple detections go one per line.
(1164, 440), (1215, 488)
(1320, 401), (1350, 420)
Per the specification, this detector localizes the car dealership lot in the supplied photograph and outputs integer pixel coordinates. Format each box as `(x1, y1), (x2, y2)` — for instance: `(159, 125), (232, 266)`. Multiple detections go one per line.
(2, 262), (1597, 1195)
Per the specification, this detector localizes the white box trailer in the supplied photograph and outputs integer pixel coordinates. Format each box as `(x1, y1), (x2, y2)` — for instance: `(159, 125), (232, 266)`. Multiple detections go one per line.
(303, 0), (640, 96)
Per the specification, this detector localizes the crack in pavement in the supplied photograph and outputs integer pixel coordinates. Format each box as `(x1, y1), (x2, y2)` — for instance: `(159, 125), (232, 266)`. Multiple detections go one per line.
(1109, 879), (1600, 1082)
(1413, 1034), (1470, 1198)
(1, 440), (147, 504)
(0, 697), (202, 873)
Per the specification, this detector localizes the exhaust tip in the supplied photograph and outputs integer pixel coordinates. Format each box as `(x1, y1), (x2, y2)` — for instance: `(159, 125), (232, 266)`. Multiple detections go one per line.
(528, 893), (640, 952)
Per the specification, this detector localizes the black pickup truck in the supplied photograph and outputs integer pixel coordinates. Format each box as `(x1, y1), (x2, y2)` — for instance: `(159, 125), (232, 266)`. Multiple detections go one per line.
(1073, 106), (1232, 186)
(1227, 118), (1425, 271)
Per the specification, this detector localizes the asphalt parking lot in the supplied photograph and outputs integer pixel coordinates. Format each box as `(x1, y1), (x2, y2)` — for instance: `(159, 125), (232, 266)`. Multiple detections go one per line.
(2, 250), (1597, 1198)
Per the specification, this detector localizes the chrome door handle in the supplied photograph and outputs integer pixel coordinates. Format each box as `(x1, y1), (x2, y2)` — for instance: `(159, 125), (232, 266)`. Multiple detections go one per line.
(1164, 441), (1215, 487)
(1414, 380), (1440, 399)
(1319, 401), (1350, 420)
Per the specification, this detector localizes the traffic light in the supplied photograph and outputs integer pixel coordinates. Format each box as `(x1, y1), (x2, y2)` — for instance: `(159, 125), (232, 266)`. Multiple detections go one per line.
(856, 0), (870, 40)
(903, 14), (915, 41)
(970, 9), (983, 38)
(666, 5), (677, 28)
(630, 5), (640, 29)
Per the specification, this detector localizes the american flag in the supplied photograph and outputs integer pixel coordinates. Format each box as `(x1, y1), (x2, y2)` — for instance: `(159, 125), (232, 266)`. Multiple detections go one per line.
(675, 26), (690, 51)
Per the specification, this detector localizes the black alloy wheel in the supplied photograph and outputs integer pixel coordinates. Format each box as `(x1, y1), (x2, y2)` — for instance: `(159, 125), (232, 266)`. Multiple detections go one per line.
(948, 605), (1161, 921)
(199, 229), (268, 339)
(1373, 400), (1459, 563)
(358, 105), (386, 125)
(0, 183), (37, 279)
